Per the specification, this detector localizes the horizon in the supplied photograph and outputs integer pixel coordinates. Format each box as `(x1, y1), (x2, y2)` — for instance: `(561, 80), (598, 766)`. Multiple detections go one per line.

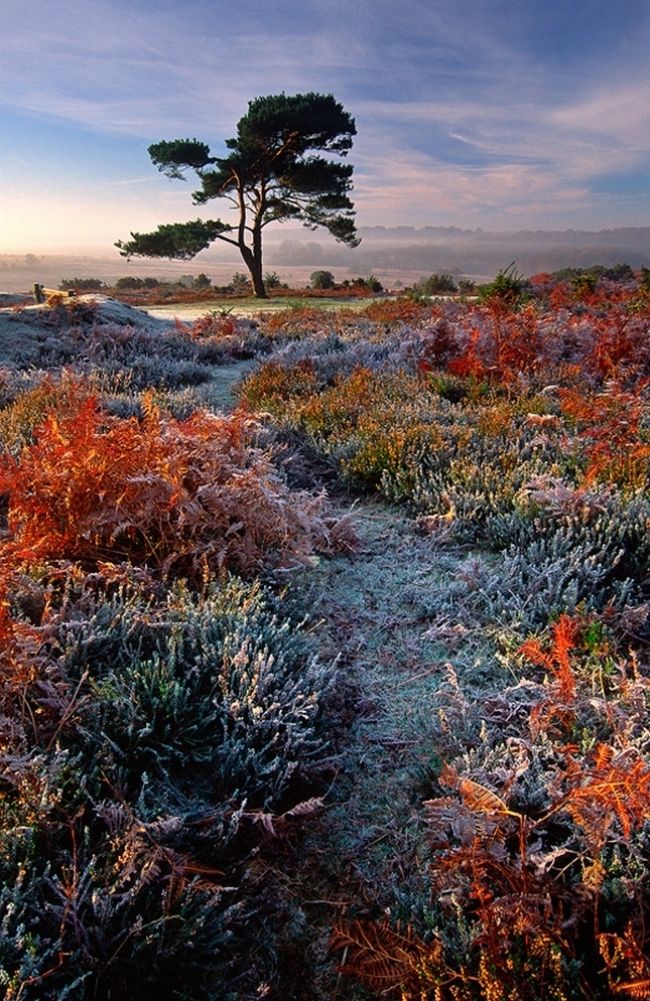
(4, 222), (650, 260)
(2, 0), (650, 255)
(2, 221), (649, 297)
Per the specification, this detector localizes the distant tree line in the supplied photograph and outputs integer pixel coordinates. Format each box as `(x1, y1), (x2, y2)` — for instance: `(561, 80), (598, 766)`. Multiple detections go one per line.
(551, 263), (636, 287)
(58, 271), (383, 295)
(58, 262), (648, 300)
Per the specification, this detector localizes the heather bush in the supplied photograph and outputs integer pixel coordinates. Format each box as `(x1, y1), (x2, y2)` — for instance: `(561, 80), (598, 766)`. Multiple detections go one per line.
(239, 364), (567, 514)
(102, 385), (203, 421)
(0, 367), (35, 409)
(175, 313), (274, 362)
(19, 577), (330, 805)
(5, 314), (230, 391)
(0, 573), (333, 998)
(334, 615), (650, 999)
(240, 296), (650, 550)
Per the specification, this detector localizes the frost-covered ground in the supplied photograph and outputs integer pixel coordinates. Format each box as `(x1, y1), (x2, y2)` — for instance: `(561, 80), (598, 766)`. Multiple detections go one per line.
(0, 294), (174, 367)
(2, 286), (650, 999)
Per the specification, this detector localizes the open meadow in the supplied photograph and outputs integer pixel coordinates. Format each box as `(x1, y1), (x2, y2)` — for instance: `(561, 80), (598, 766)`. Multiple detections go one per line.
(0, 273), (650, 999)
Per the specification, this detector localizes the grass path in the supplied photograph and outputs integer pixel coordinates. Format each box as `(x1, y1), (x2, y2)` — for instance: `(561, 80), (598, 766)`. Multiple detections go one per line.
(272, 500), (487, 999)
(212, 358), (488, 999)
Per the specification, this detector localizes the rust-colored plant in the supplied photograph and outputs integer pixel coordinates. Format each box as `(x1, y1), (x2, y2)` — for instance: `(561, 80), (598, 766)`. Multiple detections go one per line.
(334, 611), (650, 1000)
(559, 383), (650, 487)
(0, 391), (344, 578)
(331, 920), (449, 999)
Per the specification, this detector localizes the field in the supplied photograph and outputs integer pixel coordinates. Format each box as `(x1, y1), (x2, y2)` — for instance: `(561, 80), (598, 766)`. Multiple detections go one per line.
(0, 273), (650, 1000)
(144, 294), (386, 320)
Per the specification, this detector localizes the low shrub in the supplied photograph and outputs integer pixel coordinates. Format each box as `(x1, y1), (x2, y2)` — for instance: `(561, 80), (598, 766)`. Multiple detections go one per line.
(333, 614), (650, 999)
(0, 572), (333, 998)
(0, 388), (350, 578)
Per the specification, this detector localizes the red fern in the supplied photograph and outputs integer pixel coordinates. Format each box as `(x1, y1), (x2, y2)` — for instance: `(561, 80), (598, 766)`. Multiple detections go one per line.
(519, 614), (579, 703)
(559, 382), (650, 487)
(559, 745), (650, 849)
(0, 393), (343, 578)
(330, 919), (449, 998)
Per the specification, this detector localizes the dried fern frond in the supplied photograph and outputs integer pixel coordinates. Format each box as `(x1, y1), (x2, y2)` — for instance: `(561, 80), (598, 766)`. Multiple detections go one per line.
(331, 919), (446, 997)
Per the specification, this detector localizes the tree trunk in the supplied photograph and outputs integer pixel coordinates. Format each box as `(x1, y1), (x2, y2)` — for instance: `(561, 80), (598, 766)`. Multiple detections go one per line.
(250, 221), (266, 298)
(239, 244), (267, 298)
(249, 255), (266, 298)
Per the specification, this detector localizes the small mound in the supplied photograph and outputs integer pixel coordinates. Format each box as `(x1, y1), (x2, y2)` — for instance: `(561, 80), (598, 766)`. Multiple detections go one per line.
(0, 294), (174, 367)
(76, 294), (176, 332)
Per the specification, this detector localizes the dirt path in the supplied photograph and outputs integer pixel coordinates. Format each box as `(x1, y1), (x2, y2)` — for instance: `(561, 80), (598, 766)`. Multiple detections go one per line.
(197, 357), (256, 412)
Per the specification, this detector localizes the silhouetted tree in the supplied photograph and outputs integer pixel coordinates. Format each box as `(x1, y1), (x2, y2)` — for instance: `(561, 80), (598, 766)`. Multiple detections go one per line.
(116, 92), (359, 297)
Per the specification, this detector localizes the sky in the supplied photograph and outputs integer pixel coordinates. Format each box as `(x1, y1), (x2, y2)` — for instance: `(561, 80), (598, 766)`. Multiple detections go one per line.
(2, 0), (650, 252)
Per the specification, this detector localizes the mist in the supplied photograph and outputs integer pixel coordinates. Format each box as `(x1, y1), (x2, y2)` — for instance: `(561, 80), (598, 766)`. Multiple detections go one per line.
(1, 226), (649, 293)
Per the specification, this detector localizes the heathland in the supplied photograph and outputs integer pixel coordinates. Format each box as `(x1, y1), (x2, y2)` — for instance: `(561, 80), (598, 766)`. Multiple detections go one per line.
(1, 268), (650, 999)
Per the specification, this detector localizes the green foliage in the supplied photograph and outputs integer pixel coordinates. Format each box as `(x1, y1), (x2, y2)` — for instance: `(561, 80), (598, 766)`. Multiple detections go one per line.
(116, 219), (230, 262)
(115, 92), (358, 297)
(115, 275), (160, 289)
(572, 271), (598, 294)
(365, 274), (383, 293)
(229, 271), (252, 292)
(352, 274), (383, 292)
(478, 262), (530, 308)
(417, 272), (457, 295)
(55, 579), (330, 801)
(310, 269), (335, 289)
(263, 270), (285, 289)
(553, 263), (635, 285)
(192, 272), (212, 289)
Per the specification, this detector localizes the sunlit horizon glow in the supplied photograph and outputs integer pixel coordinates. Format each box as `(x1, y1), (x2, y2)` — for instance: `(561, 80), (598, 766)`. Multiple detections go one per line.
(2, 0), (650, 254)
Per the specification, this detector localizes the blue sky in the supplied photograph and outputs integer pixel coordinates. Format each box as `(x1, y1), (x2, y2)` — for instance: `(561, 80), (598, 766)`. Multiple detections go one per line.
(2, 0), (650, 251)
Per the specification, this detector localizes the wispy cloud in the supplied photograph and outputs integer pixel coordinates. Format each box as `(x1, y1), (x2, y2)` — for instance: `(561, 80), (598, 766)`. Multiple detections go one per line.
(2, 0), (650, 245)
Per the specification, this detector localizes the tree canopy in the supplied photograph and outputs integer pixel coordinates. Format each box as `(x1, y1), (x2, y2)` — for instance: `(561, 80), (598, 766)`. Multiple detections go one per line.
(116, 92), (359, 297)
